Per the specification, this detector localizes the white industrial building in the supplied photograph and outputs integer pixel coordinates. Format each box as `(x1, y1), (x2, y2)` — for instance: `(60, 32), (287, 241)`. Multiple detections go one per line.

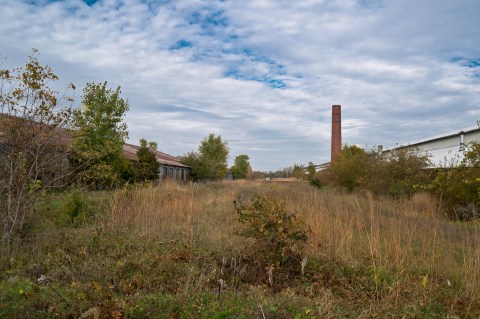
(383, 125), (480, 167)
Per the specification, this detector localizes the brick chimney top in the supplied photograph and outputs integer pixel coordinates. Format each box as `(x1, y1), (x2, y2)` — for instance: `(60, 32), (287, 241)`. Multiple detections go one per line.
(331, 105), (342, 162)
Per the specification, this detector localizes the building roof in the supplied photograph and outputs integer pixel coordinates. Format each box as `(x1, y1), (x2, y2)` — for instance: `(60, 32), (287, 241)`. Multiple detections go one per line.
(384, 125), (480, 167)
(0, 113), (73, 146)
(387, 125), (480, 149)
(1, 114), (188, 168)
(122, 143), (189, 168)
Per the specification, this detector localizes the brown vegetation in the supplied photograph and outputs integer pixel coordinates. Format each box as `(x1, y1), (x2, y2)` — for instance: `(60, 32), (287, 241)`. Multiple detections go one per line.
(108, 181), (480, 316)
(1, 180), (479, 318)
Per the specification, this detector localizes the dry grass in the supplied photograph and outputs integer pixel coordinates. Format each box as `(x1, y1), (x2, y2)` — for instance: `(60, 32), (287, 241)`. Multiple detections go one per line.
(280, 185), (479, 308)
(110, 180), (251, 251)
(107, 180), (480, 315)
(2, 180), (479, 318)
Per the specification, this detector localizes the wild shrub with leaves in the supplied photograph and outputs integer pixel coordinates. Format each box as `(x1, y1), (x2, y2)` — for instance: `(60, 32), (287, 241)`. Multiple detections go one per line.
(233, 191), (309, 287)
(0, 50), (74, 254)
(431, 142), (480, 220)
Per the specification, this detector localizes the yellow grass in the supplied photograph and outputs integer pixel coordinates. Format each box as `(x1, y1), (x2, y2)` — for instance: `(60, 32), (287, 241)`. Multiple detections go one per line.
(110, 180), (480, 304)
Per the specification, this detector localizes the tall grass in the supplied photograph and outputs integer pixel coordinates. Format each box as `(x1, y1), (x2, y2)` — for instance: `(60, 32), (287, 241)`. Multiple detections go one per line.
(272, 184), (479, 303)
(108, 180), (479, 314)
(110, 180), (253, 251)
(3, 180), (479, 317)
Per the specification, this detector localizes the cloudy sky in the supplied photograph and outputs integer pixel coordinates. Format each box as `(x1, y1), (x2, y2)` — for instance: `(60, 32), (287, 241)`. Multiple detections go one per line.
(1, 0), (479, 171)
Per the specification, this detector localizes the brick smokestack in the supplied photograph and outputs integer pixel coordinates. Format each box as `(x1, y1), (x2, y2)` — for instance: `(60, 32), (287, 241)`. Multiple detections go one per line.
(331, 105), (342, 162)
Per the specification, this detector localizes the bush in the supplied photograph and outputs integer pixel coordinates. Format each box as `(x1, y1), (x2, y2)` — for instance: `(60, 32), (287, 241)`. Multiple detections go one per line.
(431, 142), (480, 220)
(379, 148), (432, 197)
(320, 145), (432, 197)
(61, 191), (96, 227)
(331, 145), (372, 192)
(233, 191), (309, 288)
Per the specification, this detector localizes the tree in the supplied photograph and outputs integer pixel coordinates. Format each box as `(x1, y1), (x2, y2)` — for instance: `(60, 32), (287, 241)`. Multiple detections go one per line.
(182, 133), (229, 180)
(382, 148), (431, 197)
(306, 161), (322, 188)
(72, 81), (129, 189)
(135, 138), (160, 182)
(306, 162), (316, 179)
(290, 164), (305, 179)
(331, 145), (371, 191)
(231, 154), (251, 179)
(0, 50), (74, 253)
(431, 142), (480, 220)
(326, 144), (431, 195)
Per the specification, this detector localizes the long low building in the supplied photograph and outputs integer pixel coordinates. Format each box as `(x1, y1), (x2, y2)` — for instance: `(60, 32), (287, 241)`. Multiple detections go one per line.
(1, 114), (189, 182)
(383, 125), (480, 167)
(122, 143), (190, 182)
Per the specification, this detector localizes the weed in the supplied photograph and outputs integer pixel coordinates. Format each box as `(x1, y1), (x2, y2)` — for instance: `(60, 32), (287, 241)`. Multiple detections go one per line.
(1, 181), (479, 318)
(234, 191), (309, 289)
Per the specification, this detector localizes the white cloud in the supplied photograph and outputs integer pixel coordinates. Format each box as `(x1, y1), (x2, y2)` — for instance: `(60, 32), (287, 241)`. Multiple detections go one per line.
(0, 0), (479, 171)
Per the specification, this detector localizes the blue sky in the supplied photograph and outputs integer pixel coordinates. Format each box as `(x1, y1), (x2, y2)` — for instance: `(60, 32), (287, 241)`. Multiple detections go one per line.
(1, 0), (479, 171)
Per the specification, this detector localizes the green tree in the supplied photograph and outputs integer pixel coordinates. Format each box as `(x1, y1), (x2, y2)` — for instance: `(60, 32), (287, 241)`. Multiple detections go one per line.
(331, 145), (371, 191)
(0, 50), (74, 253)
(306, 162), (316, 179)
(181, 151), (202, 181)
(306, 161), (322, 188)
(290, 164), (306, 179)
(231, 154), (251, 179)
(182, 133), (229, 180)
(72, 81), (129, 189)
(382, 148), (431, 197)
(431, 142), (480, 220)
(135, 138), (160, 182)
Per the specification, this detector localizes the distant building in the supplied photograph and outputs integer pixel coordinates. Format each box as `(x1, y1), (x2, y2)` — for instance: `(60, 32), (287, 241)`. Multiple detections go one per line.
(382, 125), (480, 167)
(0, 114), (73, 186)
(1, 114), (190, 182)
(122, 143), (190, 182)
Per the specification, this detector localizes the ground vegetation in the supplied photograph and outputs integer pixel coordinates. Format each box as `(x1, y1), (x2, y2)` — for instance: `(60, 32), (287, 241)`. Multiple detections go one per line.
(1, 181), (479, 318)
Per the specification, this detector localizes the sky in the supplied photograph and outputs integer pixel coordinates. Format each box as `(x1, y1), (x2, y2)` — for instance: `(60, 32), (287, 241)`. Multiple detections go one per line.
(0, 0), (479, 171)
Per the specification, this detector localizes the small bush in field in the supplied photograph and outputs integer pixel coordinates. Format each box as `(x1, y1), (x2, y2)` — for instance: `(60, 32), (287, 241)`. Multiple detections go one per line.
(61, 191), (95, 226)
(431, 142), (480, 220)
(233, 191), (309, 287)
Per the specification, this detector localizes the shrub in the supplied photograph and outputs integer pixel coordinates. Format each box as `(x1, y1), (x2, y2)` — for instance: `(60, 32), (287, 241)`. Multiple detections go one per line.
(321, 145), (432, 197)
(61, 191), (94, 226)
(431, 142), (480, 220)
(233, 191), (309, 287)
(331, 145), (372, 192)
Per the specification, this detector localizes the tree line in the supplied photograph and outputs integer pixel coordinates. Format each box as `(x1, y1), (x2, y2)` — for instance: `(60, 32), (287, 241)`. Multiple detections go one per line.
(315, 144), (480, 220)
(250, 139), (479, 221)
(0, 51), (252, 253)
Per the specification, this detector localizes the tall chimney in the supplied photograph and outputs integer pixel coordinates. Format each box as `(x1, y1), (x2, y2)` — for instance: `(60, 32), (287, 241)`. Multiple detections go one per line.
(331, 105), (342, 162)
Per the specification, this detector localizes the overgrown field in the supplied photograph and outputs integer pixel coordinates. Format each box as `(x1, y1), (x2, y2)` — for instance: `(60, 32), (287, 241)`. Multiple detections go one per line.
(1, 181), (479, 318)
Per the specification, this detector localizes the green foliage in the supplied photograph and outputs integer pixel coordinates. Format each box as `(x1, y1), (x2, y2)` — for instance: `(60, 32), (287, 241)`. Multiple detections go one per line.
(381, 148), (431, 197)
(234, 191), (309, 285)
(72, 81), (129, 189)
(24, 190), (107, 235)
(231, 154), (251, 179)
(1, 182), (479, 318)
(234, 192), (309, 249)
(291, 164), (306, 179)
(306, 162), (322, 188)
(306, 162), (316, 179)
(0, 50), (74, 254)
(182, 133), (229, 180)
(431, 142), (480, 220)
(61, 191), (96, 227)
(181, 151), (203, 181)
(134, 138), (160, 182)
(324, 145), (431, 196)
(331, 145), (370, 191)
